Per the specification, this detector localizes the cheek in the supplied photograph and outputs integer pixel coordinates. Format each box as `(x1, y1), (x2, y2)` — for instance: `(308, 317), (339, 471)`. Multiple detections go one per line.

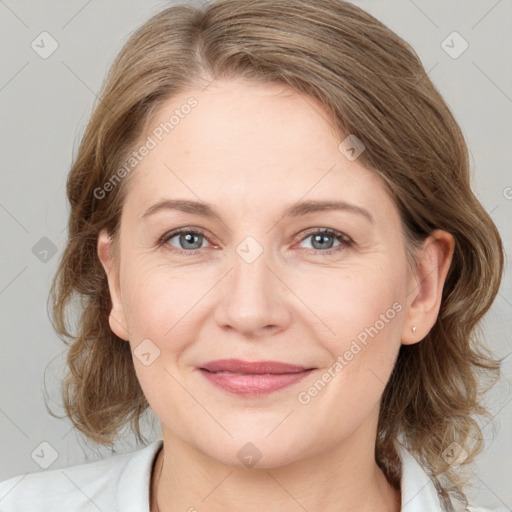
(121, 250), (407, 355)
(292, 260), (405, 344)
(292, 262), (405, 405)
(120, 264), (205, 412)
(121, 258), (207, 342)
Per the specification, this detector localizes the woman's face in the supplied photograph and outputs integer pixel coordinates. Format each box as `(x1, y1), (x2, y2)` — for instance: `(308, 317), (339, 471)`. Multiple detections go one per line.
(99, 78), (427, 468)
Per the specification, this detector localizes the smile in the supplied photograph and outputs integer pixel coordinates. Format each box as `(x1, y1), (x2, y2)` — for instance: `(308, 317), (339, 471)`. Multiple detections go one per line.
(198, 367), (315, 395)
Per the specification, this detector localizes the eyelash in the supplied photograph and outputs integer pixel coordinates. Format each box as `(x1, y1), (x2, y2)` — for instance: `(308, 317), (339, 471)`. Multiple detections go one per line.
(157, 227), (353, 257)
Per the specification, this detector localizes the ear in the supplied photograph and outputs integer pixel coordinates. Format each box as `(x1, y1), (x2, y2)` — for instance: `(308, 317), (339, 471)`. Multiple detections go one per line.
(97, 229), (130, 341)
(401, 229), (455, 345)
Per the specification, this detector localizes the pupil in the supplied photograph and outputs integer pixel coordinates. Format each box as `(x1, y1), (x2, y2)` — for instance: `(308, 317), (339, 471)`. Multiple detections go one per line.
(182, 233), (201, 249)
(178, 233), (335, 251)
(313, 234), (333, 249)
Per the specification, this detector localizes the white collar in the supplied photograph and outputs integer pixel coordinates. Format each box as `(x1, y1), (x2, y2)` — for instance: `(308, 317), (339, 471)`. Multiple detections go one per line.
(396, 441), (446, 511)
(117, 440), (449, 511)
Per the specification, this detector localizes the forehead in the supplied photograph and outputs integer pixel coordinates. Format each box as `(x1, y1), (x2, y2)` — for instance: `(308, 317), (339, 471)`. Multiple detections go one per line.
(122, 79), (395, 222)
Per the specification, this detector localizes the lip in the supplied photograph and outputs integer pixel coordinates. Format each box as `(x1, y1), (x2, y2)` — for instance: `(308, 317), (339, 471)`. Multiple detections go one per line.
(197, 359), (315, 396)
(200, 359), (311, 374)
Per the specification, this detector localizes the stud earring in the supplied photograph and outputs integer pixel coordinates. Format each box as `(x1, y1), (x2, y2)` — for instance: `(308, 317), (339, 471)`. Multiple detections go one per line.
(411, 326), (417, 334)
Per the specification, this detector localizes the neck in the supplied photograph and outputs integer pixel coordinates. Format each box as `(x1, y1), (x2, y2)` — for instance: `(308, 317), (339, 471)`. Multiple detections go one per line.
(151, 431), (401, 512)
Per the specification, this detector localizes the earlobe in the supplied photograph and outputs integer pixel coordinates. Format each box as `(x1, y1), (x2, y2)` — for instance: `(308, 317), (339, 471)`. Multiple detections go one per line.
(401, 230), (455, 345)
(97, 229), (130, 341)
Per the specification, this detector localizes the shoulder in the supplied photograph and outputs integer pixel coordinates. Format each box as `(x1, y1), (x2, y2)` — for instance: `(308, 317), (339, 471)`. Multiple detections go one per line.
(395, 442), (506, 512)
(466, 506), (509, 512)
(0, 440), (162, 512)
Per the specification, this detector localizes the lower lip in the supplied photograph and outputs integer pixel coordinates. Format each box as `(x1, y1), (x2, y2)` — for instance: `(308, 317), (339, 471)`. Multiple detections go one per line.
(199, 369), (313, 395)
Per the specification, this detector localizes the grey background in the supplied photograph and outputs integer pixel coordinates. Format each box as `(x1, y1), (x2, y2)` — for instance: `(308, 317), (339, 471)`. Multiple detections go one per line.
(0, 0), (511, 509)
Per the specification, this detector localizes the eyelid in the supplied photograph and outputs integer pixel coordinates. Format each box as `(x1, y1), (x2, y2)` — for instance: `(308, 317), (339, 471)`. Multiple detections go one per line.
(158, 226), (353, 256)
(292, 227), (353, 255)
(294, 227), (353, 245)
(158, 226), (214, 249)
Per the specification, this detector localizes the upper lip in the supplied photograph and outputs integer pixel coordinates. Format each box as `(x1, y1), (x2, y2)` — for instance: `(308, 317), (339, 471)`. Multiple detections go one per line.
(199, 359), (312, 374)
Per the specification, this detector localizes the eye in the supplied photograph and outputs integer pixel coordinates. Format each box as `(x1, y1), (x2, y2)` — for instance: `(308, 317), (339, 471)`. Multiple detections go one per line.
(296, 228), (353, 255)
(158, 227), (353, 256)
(159, 227), (211, 255)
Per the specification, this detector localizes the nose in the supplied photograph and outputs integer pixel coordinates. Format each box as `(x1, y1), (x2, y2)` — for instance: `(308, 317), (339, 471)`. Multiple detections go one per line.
(214, 243), (293, 340)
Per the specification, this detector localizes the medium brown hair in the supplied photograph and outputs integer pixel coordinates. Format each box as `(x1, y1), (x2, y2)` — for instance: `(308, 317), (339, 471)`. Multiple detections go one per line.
(48, 0), (504, 508)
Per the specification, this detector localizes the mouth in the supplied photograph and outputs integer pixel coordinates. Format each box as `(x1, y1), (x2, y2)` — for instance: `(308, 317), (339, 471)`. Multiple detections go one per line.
(199, 359), (312, 374)
(197, 359), (316, 395)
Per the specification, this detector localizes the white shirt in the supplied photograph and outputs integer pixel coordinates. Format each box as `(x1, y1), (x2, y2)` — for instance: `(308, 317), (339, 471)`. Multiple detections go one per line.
(0, 440), (499, 511)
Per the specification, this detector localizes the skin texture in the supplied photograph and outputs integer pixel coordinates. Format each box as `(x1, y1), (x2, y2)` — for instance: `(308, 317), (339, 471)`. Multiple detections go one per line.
(97, 78), (454, 512)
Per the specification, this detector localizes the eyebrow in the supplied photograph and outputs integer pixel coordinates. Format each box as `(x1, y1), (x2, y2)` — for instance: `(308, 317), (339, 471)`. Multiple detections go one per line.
(141, 199), (374, 224)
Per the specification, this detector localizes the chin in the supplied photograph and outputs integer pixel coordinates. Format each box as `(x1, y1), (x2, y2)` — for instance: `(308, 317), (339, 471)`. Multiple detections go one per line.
(199, 433), (310, 470)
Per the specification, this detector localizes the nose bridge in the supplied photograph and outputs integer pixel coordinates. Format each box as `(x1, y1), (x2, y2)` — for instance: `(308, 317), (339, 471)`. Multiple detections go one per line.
(231, 234), (276, 310)
(215, 234), (290, 336)
(232, 235), (270, 293)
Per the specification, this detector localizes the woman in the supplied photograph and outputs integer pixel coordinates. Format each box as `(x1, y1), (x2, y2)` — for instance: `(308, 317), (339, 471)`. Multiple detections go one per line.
(0, 0), (505, 510)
